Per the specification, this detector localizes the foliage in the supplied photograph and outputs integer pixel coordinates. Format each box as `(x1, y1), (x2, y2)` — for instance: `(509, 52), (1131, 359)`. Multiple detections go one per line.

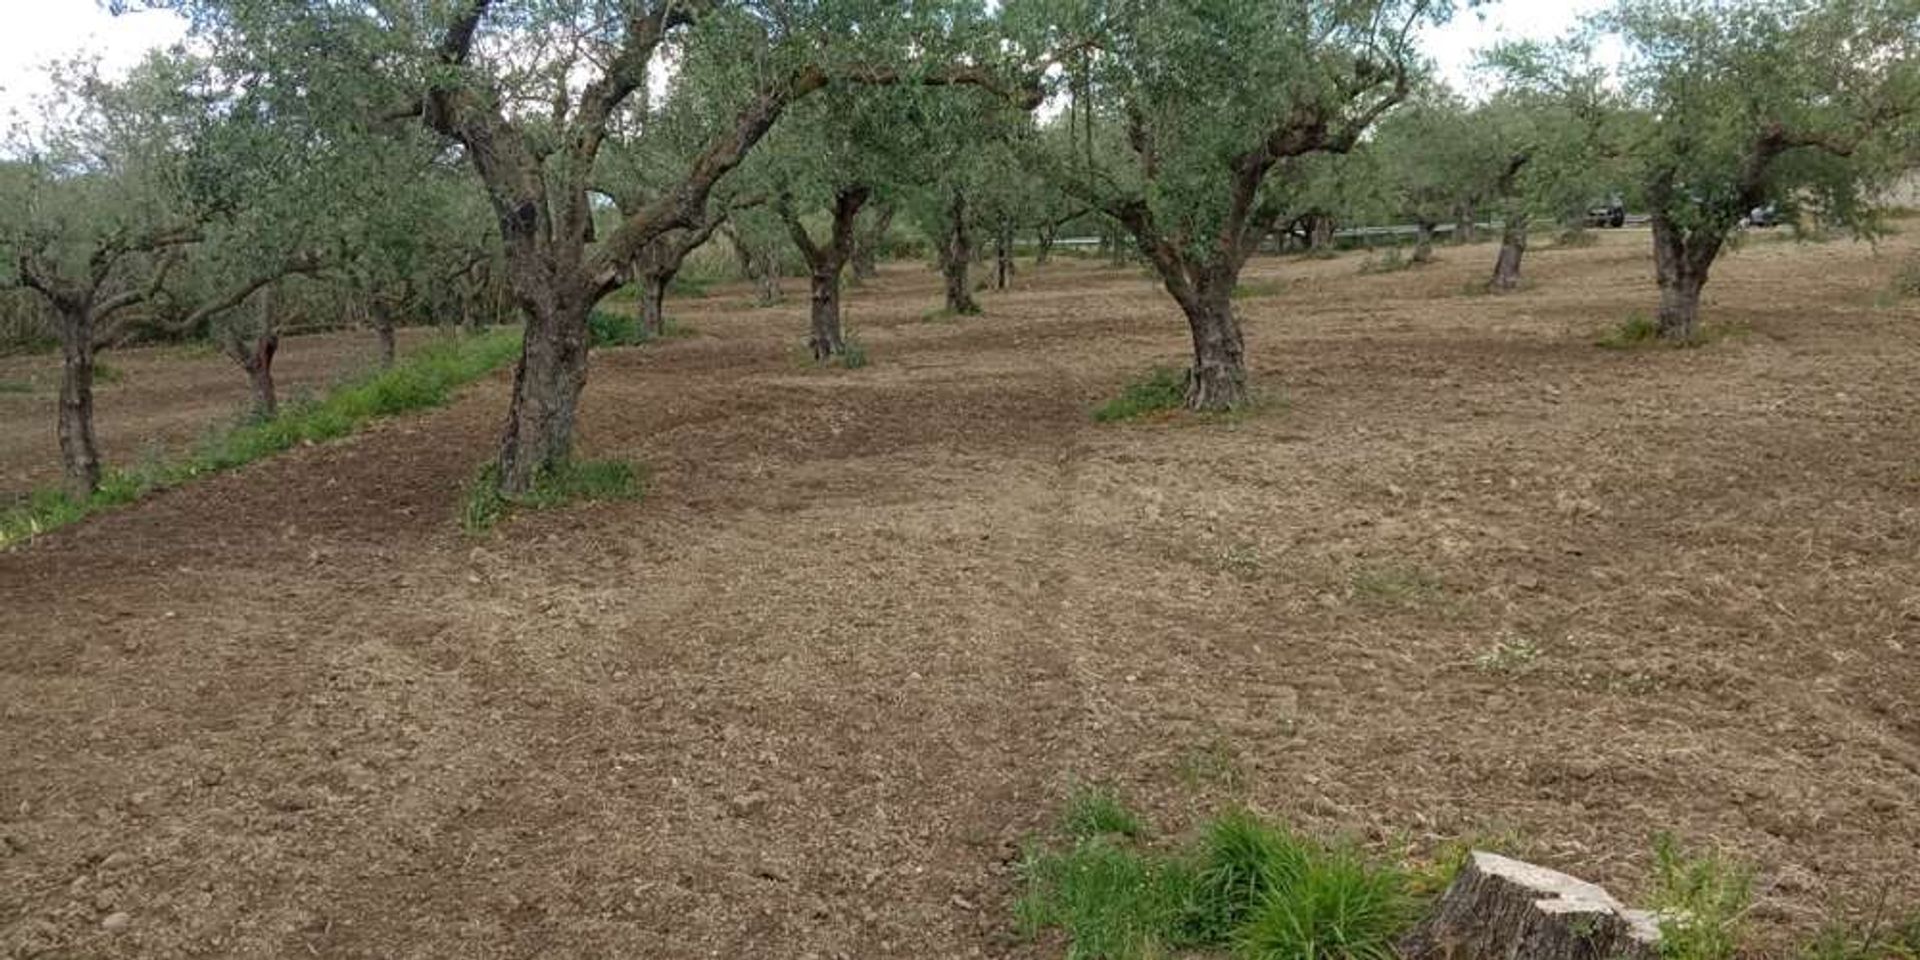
(1062, 787), (1146, 841)
(1596, 313), (1664, 348)
(0, 330), (519, 548)
(1016, 802), (1415, 960)
(461, 459), (646, 535)
(1094, 367), (1188, 422)
(1650, 835), (1753, 960)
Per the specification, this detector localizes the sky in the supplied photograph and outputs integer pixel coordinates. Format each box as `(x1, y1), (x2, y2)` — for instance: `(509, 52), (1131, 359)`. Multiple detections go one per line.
(0, 1), (1607, 128)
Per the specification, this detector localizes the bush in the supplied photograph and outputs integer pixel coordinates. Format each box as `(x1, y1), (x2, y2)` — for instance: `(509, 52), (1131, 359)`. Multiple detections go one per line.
(1095, 367), (1187, 422)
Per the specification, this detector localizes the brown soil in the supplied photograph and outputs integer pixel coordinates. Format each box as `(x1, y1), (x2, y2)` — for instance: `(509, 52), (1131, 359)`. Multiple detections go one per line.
(0, 328), (442, 501)
(2, 229), (1918, 959)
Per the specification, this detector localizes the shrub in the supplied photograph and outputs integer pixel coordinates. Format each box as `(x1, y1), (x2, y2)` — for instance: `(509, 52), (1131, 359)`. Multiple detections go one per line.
(1095, 367), (1187, 422)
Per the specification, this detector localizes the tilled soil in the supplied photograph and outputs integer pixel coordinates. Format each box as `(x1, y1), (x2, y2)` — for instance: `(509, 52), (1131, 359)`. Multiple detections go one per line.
(2, 229), (1918, 959)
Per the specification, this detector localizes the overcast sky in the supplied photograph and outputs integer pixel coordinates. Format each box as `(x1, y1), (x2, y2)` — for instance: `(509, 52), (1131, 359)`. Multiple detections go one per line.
(0, 0), (1607, 129)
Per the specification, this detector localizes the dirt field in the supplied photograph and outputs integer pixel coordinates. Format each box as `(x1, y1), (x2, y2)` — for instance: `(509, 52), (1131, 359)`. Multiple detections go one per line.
(2, 227), (1918, 959)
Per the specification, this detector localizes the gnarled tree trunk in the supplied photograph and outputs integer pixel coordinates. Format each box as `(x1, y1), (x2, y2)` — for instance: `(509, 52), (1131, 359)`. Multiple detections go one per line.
(56, 313), (101, 500)
(371, 302), (398, 368)
(940, 188), (979, 315)
(1651, 213), (1721, 342)
(637, 272), (670, 339)
(1412, 221), (1437, 264)
(497, 296), (591, 493)
(1179, 281), (1248, 411)
(1490, 218), (1528, 291)
(1307, 213), (1335, 252)
(993, 218), (1015, 290)
(1036, 221), (1057, 264)
(782, 185), (869, 360)
(243, 335), (279, 420)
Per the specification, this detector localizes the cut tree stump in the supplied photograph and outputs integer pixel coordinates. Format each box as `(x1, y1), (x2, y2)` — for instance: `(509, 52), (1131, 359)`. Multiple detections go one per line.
(1401, 851), (1663, 960)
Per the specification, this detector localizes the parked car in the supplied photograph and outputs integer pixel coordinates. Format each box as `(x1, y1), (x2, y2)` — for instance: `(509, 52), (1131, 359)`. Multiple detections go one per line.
(1584, 194), (1627, 228)
(1742, 203), (1782, 228)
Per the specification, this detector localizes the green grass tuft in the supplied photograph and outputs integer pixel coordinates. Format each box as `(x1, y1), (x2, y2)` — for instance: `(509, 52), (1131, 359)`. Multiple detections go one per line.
(0, 379), (34, 394)
(1651, 835), (1753, 960)
(836, 335), (869, 370)
(1017, 802), (1415, 960)
(1233, 280), (1288, 299)
(1, 330), (522, 548)
(93, 361), (125, 385)
(460, 458), (646, 534)
(1596, 313), (1664, 349)
(1062, 787), (1145, 842)
(1236, 846), (1413, 960)
(1095, 367), (1187, 422)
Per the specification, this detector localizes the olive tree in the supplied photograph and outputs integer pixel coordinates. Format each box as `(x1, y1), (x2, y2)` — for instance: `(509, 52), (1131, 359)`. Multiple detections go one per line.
(1007, 0), (1451, 410)
(1603, 0), (1919, 340)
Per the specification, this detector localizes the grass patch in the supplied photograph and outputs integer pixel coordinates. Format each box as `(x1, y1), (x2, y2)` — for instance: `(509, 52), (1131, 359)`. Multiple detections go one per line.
(460, 457), (646, 534)
(1596, 312), (1663, 348)
(1803, 903), (1920, 960)
(0, 330), (522, 548)
(1350, 565), (1443, 606)
(0, 378), (34, 394)
(836, 335), (869, 370)
(1889, 255), (1920, 301)
(1651, 835), (1753, 960)
(1016, 803), (1414, 960)
(589, 308), (697, 347)
(1062, 787), (1145, 841)
(1094, 367), (1187, 422)
(93, 361), (125, 385)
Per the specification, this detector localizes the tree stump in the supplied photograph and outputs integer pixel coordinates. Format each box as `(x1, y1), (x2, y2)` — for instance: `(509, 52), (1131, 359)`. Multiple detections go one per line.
(1401, 852), (1662, 960)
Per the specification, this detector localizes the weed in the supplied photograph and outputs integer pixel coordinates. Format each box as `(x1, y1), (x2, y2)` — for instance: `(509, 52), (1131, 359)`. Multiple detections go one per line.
(1017, 802), (1416, 960)
(460, 458), (645, 534)
(93, 361), (124, 385)
(0, 379), (33, 394)
(1236, 845), (1414, 960)
(1350, 565), (1442, 606)
(1650, 834), (1753, 960)
(1, 330), (521, 548)
(1801, 904), (1920, 960)
(1095, 367), (1187, 422)
(836, 335), (869, 370)
(1218, 543), (1264, 580)
(1474, 635), (1541, 673)
(1596, 313), (1663, 349)
(1014, 838), (1204, 959)
(1176, 738), (1247, 793)
(666, 274), (710, 298)
(1062, 787), (1145, 841)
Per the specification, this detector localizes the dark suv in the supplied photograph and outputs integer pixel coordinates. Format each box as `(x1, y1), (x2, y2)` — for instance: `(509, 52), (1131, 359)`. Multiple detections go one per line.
(1584, 194), (1627, 228)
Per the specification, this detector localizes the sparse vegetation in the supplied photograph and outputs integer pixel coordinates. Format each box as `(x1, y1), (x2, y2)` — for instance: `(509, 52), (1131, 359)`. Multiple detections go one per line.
(1474, 635), (1541, 673)
(1651, 835), (1754, 960)
(1095, 367), (1187, 422)
(1350, 565), (1443, 605)
(1016, 802), (1414, 960)
(0, 378), (33, 394)
(1062, 786), (1146, 841)
(1358, 247), (1412, 274)
(460, 457), (646, 534)
(1597, 312), (1664, 348)
(1, 330), (520, 547)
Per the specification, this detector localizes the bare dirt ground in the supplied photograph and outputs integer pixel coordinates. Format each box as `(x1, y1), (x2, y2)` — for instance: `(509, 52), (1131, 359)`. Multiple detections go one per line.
(2, 227), (1918, 959)
(0, 328), (443, 500)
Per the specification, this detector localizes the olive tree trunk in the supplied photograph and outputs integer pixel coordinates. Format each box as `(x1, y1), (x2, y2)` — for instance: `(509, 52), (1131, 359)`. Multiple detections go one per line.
(56, 313), (102, 500)
(781, 185), (869, 360)
(940, 188), (979, 315)
(1402, 852), (1660, 960)
(993, 218), (1015, 290)
(371, 302), (398, 368)
(243, 335), (279, 420)
(1178, 281), (1248, 410)
(497, 296), (591, 492)
(1036, 222), (1057, 264)
(637, 272), (670, 339)
(1490, 218), (1528, 291)
(1651, 213), (1723, 342)
(1412, 221), (1437, 264)
(850, 203), (893, 283)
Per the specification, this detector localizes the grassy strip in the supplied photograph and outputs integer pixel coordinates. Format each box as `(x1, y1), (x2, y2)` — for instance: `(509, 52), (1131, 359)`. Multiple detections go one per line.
(459, 458), (645, 534)
(1094, 367), (1188, 422)
(0, 329), (522, 548)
